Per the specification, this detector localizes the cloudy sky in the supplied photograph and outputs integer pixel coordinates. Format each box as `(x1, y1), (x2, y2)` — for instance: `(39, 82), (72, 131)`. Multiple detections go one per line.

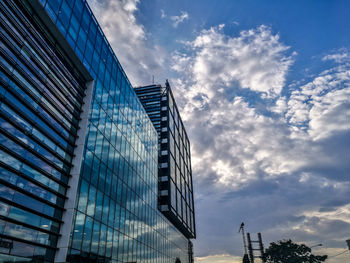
(87, 0), (350, 262)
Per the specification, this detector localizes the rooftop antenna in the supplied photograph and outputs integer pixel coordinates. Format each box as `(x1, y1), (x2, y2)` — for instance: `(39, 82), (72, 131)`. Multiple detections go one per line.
(152, 75), (154, 84)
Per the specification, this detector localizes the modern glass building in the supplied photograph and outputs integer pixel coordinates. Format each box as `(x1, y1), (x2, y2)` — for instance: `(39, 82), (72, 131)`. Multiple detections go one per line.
(0, 0), (193, 263)
(135, 82), (196, 240)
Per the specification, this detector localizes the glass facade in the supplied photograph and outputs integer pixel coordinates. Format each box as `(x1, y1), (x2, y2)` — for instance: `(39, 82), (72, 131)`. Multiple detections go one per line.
(0, 1), (88, 261)
(135, 83), (196, 239)
(0, 0), (192, 263)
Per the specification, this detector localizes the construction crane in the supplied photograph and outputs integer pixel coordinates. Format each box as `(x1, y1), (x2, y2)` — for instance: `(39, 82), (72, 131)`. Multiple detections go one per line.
(238, 223), (266, 263)
(238, 222), (249, 263)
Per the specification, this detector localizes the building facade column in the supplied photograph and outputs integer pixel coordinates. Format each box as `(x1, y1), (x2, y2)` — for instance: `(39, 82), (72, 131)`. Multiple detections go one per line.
(54, 80), (94, 263)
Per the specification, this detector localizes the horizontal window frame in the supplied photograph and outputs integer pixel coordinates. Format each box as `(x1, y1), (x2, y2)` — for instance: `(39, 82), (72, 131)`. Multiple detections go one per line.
(0, 232), (58, 250)
(0, 145), (70, 189)
(0, 1), (86, 100)
(0, 113), (73, 165)
(0, 50), (80, 139)
(0, 94), (75, 150)
(0, 109), (73, 163)
(0, 215), (60, 236)
(0, 196), (63, 224)
(0, 179), (65, 211)
(0, 161), (67, 200)
(0, 127), (71, 176)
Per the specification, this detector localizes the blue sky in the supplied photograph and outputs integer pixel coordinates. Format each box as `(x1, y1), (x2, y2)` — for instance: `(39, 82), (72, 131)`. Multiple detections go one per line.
(87, 0), (350, 262)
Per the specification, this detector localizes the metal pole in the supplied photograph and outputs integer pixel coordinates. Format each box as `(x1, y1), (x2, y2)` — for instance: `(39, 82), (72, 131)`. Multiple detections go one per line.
(247, 233), (254, 263)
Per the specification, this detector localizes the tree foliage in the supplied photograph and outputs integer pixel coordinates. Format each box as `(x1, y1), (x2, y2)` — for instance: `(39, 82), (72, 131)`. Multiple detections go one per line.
(264, 239), (327, 263)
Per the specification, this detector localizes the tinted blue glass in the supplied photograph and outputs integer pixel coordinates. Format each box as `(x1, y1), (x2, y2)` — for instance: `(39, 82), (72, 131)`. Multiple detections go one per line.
(81, 7), (90, 32)
(68, 14), (79, 41)
(77, 180), (88, 212)
(95, 190), (103, 221)
(72, 0), (83, 20)
(72, 212), (85, 250)
(86, 184), (96, 217)
(84, 40), (93, 64)
(98, 223), (106, 256)
(91, 220), (100, 254)
(91, 50), (100, 75)
(94, 33), (102, 55)
(82, 216), (93, 251)
(77, 28), (87, 52)
(100, 42), (108, 63)
(59, 0), (71, 26)
(45, 2), (57, 21)
(88, 18), (97, 44)
(0, 1), (89, 261)
(47, 0), (61, 14)
(98, 60), (105, 82)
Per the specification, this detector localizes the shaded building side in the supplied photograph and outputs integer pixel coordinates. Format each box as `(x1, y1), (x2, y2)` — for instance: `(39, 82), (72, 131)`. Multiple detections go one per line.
(135, 82), (196, 240)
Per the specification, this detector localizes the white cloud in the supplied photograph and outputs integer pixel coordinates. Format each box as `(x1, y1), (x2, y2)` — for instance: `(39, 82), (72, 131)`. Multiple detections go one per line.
(170, 11), (189, 28)
(171, 30), (350, 190)
(170, 25), (350, 262)
(270, 96), (288, 114)
(173, 25), (295, 100)
(286, 64), (350, 140)
(87, 0), (166, 86)
(303, 203), (350, 225)
(322, 49), (350, 63)
(171, 25), (301, 188)
(323, 53), (350, 63)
